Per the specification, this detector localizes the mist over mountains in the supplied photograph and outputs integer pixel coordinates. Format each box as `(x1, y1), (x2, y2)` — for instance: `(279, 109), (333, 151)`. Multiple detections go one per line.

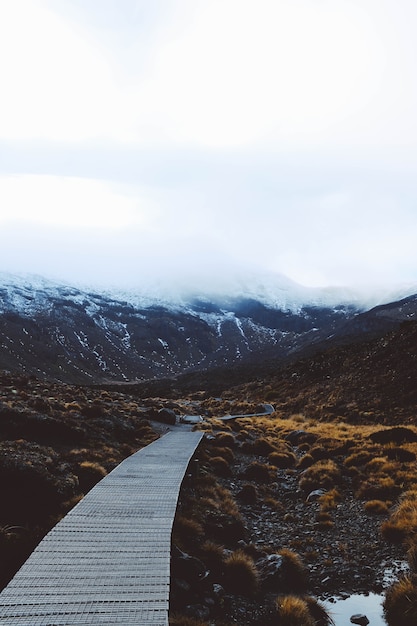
(0, 272), (416, 384)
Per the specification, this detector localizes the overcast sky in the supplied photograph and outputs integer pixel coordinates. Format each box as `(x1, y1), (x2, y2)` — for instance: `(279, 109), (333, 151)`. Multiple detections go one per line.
(1, 0), (417, 293)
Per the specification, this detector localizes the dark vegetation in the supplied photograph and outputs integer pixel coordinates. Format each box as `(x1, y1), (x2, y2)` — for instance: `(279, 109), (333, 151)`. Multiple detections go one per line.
(0, 371), (159, 590)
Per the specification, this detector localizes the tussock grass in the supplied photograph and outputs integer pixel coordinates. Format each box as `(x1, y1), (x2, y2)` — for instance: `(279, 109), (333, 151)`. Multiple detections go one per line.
(356, 476), (401, 501)
(319, 488), (342, 511)
(364, 499), (390, 515)
(274, 595), (333, 626)
(243, 461), (274, 483)
(207, 455), (232, 477)
(172, 516), (204, 551)
(268, 451), (296, 468)
(383, 575), (417, 626)
(381, 491), (417, 544)
(278, 549), (309, 591)
(223, 550), (259, 596)
(75, 461), (107, 493)
(299, 459), (341, 493)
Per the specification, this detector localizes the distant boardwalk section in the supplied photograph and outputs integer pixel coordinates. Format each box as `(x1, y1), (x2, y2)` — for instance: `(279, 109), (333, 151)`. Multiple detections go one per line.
(0, 429), (203, 625)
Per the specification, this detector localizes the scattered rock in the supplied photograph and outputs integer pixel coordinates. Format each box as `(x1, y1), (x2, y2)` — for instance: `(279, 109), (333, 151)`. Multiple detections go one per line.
(171, 546), (209, 585)
(350, 614), (370, 625)
(156, 408), (177, 425)
(184, 604), (210, 620)
(306, 488), (326, 502)
(257, 554), (284, 588)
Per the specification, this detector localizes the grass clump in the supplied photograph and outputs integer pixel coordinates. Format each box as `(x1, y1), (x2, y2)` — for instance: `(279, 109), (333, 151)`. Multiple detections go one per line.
(75, 461), (107, 493)
(274, 595), (333, 626)
(299, 459), (341, 493)
(383, 575), (417, 626)
(381, 490), (417, 544)
(223, 549), (259, 596)
(207, 455), (232, 477)
(243, 461), (274, 483)
(364, 499), (390, 515)
(268, 451), (296, 469)
(356, 476), (401, 501)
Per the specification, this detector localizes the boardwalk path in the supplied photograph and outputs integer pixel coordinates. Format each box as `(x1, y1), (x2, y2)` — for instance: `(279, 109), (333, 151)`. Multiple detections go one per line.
(0, 429), (203, 626)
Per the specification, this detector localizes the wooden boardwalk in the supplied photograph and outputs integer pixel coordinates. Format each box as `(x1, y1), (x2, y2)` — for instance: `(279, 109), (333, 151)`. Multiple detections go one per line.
(0, 429), (203, 625)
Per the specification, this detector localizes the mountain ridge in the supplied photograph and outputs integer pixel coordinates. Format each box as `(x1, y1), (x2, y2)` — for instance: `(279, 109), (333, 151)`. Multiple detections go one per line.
(0, 272), (416, 385)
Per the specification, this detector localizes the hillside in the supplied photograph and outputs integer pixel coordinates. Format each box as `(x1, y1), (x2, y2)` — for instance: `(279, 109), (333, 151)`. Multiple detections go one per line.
(0, 273), (363, 383)
(132, 319), (417, 427)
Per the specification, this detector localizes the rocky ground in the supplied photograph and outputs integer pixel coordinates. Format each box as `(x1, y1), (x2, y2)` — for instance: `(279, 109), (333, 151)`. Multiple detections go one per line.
(170, 410), (414, 625)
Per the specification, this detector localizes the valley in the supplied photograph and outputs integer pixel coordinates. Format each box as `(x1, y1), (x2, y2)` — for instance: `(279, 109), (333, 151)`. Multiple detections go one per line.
(0, 274), (417, 624)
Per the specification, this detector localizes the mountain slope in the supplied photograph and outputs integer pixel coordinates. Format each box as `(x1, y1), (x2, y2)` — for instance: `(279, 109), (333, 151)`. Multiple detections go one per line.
(0, 273), (365, 384)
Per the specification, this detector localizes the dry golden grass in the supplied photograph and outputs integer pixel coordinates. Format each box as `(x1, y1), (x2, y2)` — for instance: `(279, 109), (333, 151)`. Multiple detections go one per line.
(407, 542), (417, 573)
(243, 461), (274, 483)
(197, 541), (225, 576)
(356, 476), (401, 501)
(381, 491), (417, 544)
(278, 549), (309, 591)
(172, 516), (204, 551)
(75, 461), (107, 493)
(206, 445), (235, 464)
(274, 595), (315, 626)
(299, 459), (341, 493)
(223, 550), (259, 596)
(268, 451), (296, 468)
(207, 456), (232, 477)
(319, 488), (342, 511)
(383, 575), (417, 626)
(364, 499), (390, 515)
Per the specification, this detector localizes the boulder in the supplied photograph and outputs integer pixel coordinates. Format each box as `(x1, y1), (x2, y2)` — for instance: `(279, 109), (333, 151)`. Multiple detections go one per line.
(156, 408), (177, 425)
(350, 614), (369, 625)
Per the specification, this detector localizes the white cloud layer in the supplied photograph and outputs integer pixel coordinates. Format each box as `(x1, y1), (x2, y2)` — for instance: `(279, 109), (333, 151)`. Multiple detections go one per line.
(0, 0), (417, 293)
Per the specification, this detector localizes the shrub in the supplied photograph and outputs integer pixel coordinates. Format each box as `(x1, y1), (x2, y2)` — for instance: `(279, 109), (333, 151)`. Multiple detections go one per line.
(371, 427), (417, 445)
(197, 541), (225, 577)
(344, 451), (374, 468)
(386, 447), (416, 462)
(304, 596), (335, 626)
(383, 575), (417, 626)
(223, 550), (259, 596)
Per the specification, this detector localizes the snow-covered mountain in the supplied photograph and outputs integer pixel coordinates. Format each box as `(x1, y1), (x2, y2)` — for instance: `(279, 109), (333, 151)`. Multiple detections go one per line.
(0, 272), (415, 384)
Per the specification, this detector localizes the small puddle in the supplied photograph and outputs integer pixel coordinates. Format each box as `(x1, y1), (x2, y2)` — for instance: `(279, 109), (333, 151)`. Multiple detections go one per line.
(324, 593), (386, 625)
(323, 561), (408, 625)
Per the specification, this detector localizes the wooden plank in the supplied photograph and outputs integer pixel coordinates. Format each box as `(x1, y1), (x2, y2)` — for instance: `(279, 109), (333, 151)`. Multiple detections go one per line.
(0, 429), (203, 625)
